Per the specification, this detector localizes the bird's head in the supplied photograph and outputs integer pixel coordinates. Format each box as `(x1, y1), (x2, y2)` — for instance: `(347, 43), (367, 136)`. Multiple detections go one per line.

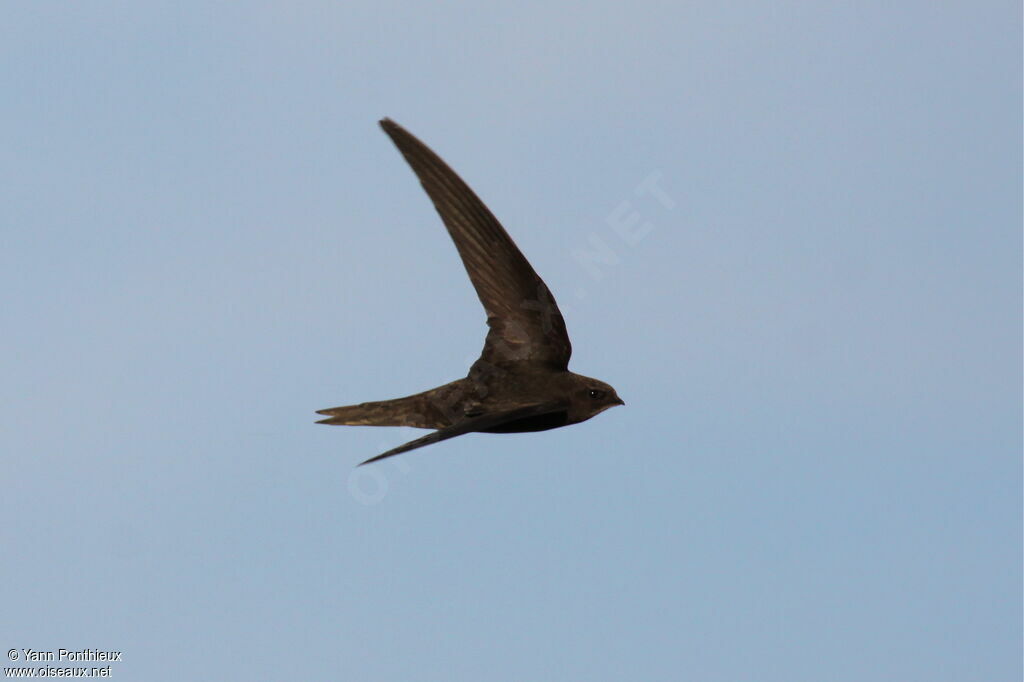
(565, 373), (624, 423)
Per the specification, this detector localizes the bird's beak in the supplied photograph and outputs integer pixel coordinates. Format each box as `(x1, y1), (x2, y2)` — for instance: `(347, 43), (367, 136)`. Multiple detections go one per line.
(614, 397), (625, 406)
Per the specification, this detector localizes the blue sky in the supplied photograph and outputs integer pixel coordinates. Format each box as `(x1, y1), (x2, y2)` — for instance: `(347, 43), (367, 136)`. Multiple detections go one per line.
(2, 2), (1020, 680)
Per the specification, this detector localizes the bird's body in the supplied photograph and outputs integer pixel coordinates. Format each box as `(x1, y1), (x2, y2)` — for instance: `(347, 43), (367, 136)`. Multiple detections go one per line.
(318, 119), (623, 465)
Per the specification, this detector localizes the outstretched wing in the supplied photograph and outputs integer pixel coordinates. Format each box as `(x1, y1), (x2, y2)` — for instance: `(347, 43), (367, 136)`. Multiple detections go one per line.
(379, 118), (572, 370)
(358, 401), (567, 466)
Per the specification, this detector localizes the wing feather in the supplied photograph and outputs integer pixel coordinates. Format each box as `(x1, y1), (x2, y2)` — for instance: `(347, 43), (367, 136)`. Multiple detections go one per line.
(379, 119), (572, 369)
(358, 401), (567, 466)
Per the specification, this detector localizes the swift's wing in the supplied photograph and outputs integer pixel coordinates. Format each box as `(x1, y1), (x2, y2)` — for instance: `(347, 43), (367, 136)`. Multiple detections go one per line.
(358, 400), (567, 466)
(379, 119), (571, 370)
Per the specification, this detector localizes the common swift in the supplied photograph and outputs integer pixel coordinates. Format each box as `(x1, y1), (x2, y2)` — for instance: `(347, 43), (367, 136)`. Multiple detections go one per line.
(317, 119), (623, 465)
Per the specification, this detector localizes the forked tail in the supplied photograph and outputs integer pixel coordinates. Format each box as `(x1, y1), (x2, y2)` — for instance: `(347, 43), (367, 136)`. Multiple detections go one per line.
(316, 380), (466, 429)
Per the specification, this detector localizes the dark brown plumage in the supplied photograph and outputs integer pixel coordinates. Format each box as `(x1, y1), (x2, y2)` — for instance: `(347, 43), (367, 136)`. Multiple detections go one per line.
(317, 119), (623, 465)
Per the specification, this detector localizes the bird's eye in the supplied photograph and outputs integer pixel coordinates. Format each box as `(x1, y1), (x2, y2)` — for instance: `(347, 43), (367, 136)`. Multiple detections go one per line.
(588, 389), (606, 400)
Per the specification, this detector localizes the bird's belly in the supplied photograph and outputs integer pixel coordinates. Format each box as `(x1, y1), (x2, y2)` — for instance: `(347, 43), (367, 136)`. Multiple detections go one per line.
(481, 411), (569, 433)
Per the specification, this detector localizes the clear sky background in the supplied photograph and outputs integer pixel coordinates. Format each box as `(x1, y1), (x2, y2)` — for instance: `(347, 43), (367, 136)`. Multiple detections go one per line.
(2, 2), (1020, 680)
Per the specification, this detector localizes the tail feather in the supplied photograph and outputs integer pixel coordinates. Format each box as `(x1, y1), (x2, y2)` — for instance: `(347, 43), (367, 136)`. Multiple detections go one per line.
(315, 400), (432, 428)
(316, 380), (467, 429)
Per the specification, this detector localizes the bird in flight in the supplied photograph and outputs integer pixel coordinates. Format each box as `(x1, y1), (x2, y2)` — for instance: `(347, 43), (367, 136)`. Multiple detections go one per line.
(317, 119), (623, 465)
